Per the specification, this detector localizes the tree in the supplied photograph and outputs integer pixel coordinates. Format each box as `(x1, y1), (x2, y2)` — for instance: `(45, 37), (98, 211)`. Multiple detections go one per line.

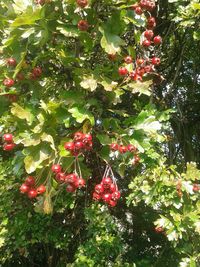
(0, 0), (199, 266)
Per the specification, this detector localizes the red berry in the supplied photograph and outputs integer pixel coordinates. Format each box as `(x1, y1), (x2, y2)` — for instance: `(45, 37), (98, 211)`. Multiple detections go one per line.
(83, 134), (92, 142)
(110, 143), (119, 151)
(76, 178), (86, 188)
(135, 6), (143, 15)
(134, 74), (143, 82)
(66, 184), (76, 193)
(51, 164), (61, 173)
(144, 30), (154, 40)
(74, 141), (84, 150)
(78, 20), (89, 31)
(65, 173), (78, 184)
(74, 132), (84, 141)
(124, 56), (133, 64)
(32, 67), (42, 77)
(3, 143), (16, 151)
(76, 0), (88, 8)
(108, 199), (117, 207)
(153, 36), (162, 45)
(142, 40), (151, 48)
(109, 183), (117, 193)
(28, 189), (38, 199)
(146, 2), (156, 11)
(144, 65), (152, 73)
(55, 172), (66, 183)
(127, 144), (137, 152)
(37, 185), (46, 194)
(119, 145), (128, 154)
(152, 57), (161, 65)
(193, 184), (199, 192)
(3, 133), (13, 143)
(20, 183), (30, 194)
(95, 184), (104, 194)
(3, 78), (15, 87)
(137, 68), (145, 77)
(118, 67), (128, 76)
(7, 58), (17, 67)
(139, 0), (146, 8)
(64, 142), (75, 151)
(137, 58), (145, 65)
(93, 192), (101, 201)
(102, 177), (112, 189)
(25, 176), (35, 187)
(102, 193), (112, 203)
(129, 71), (136, 80)
(147, 17), (156, 28)
(35, 0), (45, 4)
(112, 191), (121, 200)
(84, 140), (93, 150)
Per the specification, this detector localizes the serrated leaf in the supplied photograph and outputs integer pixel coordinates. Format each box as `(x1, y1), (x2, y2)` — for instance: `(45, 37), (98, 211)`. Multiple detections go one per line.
(68, 105), (94, 125)
(80, 75), (98, 92)
(11, 103), (34, 124)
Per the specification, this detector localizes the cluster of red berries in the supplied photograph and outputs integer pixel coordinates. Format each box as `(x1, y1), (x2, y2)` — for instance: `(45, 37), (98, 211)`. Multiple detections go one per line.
(2, 133), (16, 151)
(51, 164), (86, 193)
(20, 176), (46, 199)
(110, 143), (140, 165)
(3, 56), (42, 89)
(76, 0), (89, 31)
(64, 132), (93, 156)
(93, 167), (121, 207)
(118, 1), (162, 82)
(131, 0), (156, 15)
(93, 177), (121, 207)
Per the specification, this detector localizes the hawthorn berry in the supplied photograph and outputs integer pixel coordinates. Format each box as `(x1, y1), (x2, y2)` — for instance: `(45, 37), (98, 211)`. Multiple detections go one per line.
(112, 191), (121, 200)
(7, 58), (17, 67)
(124, 56), (133, 64)
(127, 144), (137, 152)
(64, 142), (75, 151)
(108, 54), (116, 61)
(32, 67), (42, 77)
(110, 143), (119, 151)
(102, 177), (112, 188)
(3, 78), (15, 87)
(25, 176), (35, 187)
(95, 184), (104, 194)
(193, 184), (199, 192)
(118, 67), (128, 76)
(119, 145), (127, 154)
(51, 164), (62, 173)
(152, 57), (161, 65)
(78, 20), (89, 31)
(102, 193), (112, 203)
(147, 17), (156, 28)
(108, 199), (117, 207)
(66, 184), (76, 193)
(137, 58), (145, 65)
(93, 192), (101, 201)
(144, 30), (154, 40)
(142, 40), (151, 48)
(74, 132), (84, 141)
(76, 178), (86, 188)
(135, 6), (143, 15)
(3, 133), (13, 143)
(20, 183), (30, 194)
(74, 141), (84, 150)
(37, 185), (46, 194)
(28, 189), (38, 199)
(76, 0), (88, 8)
(153, 36), (162, 45)
(3, 143), (16, 151)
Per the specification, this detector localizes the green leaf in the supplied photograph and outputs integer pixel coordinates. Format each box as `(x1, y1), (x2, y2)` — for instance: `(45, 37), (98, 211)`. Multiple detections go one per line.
(11, 6), (43, 27)
(80, 75), (98, 92)
(11, 103), (34, 124)
(68, 105), (95, 125)
(99, 27), (125, 54)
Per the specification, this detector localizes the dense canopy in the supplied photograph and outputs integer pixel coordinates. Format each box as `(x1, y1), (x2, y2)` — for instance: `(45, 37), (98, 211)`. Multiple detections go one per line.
(0, 0), (200, 266)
